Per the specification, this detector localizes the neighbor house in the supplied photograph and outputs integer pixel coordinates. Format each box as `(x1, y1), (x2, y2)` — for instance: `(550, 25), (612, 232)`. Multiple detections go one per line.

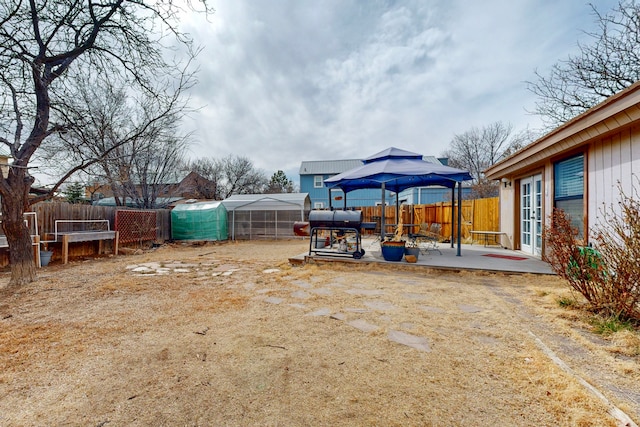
(485, 80), (640, 257)
(300, 156), (456, 208)
(88, 171), (217, 206)
(396, 156), (472, 204)
(299, 159), (383, 208)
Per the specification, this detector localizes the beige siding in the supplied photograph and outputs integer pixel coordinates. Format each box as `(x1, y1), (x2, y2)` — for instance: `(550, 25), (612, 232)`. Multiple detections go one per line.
(498, 185), (515, 249)
(588, 126), (640, 237)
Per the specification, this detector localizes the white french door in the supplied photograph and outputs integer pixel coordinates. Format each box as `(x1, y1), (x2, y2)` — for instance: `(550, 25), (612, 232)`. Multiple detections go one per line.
(520, 174), (542, 256)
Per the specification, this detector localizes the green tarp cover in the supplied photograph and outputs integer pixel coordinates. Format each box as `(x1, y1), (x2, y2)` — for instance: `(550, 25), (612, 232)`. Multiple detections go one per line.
(171, 201), (228, 241)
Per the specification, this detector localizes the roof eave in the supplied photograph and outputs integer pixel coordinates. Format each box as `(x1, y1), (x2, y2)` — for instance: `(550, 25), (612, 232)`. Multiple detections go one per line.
(485, 80), (640, 180)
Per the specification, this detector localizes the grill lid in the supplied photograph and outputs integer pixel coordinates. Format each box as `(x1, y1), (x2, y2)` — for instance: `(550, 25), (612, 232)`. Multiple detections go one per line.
(308, 210), (362, 228)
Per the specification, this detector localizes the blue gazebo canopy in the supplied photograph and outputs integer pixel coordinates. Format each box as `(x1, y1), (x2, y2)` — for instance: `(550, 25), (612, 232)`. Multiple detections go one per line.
(323, 147), (473, 256)
(324, 147), (472, 193)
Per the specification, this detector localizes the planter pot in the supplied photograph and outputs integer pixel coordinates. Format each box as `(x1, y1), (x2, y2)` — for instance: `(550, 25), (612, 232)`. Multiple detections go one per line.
(404, 246), (420, 261)
(40, 250), (53, 267)
(381, 241), (406, 262)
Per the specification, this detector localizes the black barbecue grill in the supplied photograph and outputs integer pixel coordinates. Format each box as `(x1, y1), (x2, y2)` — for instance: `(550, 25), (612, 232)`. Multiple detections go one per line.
(308, 210), (362, 229)
(305, 210), (367, 259)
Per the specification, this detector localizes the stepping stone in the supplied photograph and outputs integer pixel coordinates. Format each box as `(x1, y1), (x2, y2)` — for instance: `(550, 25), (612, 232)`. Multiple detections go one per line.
(289, 303), (307, 309)
(291, 280), (312, 289)
(402, 293), (429, 301)
(173, 268), (191, 273)
(475, 334), (500, 345)
(264, 297), (284, 304)
(398, 279), (423, 286)
(131, 266), (155, 273)
(400, 322), (416, 330)
(347, 319), (380, 333)
(345, 307), (369, 313)
(330, 312), (346, 321)
(256, 289), (273, 294)
(291, 290), (311, 299)
(310, 288), (332, 296)
(419, 305), (445, 313)
(459, 304), (484, 313)
(262, 268), (280, 274)
(388, 330), (431, 352)
(345, 289), (385, 296)
(364, 301), (395, 311)
(306, 308), (332, 317)
(325, 282), (346, 288)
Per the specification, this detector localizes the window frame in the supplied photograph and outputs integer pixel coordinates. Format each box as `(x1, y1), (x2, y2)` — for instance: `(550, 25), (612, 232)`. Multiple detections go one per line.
(553, 153), (585, 239)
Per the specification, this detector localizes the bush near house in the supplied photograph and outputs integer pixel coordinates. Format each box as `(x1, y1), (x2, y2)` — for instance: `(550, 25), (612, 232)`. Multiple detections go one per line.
(544, 187), (640, 323)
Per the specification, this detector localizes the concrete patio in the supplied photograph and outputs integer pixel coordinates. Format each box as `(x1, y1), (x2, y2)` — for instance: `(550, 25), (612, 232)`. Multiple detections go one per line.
(290, 237), (554, 275)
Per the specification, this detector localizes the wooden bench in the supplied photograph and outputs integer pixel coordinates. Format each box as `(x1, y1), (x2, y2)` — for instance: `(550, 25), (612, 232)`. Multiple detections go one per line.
(53, 231), (119, 264)
(470, 231), (507, 248)
(51, 220), (119, 264)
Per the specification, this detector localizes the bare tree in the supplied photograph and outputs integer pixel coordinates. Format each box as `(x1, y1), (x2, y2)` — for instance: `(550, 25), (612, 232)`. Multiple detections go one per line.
(189, 155), (267, 199)
(443, 122), (532, 198)
(41, 76), (191, 209)
(443, 122), (529, 182)
(188, 158), (222, 199)
(189, 158), (224, 199)
(527, 1), (640, 129)
(0, 1), (211, 286)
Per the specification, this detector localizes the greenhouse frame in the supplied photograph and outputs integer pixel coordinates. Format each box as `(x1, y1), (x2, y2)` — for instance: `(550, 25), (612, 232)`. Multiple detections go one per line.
(221, 193), (311, 240)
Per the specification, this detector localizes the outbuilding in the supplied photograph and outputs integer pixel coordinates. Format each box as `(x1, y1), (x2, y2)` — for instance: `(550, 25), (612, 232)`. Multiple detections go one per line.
(221, 193), (311, 240)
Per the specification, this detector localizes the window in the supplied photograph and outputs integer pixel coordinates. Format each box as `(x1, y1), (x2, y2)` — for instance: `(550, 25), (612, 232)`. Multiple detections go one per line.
(314, 202), (324, 209)
(314, 175), (323, 188)
(554, 154), (584, 237)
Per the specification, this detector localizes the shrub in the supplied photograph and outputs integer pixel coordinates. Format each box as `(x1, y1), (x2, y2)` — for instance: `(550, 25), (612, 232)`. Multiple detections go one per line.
(592, 184), (640, 321)
(544, 208), (608, 309)
(544, 183), (640, 323)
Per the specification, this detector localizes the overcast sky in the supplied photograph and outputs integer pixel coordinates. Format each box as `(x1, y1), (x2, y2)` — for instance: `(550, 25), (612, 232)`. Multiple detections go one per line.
(179, 1), (618, 183)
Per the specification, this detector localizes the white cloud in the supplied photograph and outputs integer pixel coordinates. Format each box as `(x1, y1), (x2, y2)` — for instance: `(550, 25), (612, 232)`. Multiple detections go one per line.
(179, 0), (620, 182)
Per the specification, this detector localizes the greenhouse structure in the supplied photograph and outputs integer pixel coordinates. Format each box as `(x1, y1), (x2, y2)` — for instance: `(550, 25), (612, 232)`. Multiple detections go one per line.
(171, 201), (228, 241)
(221, 193), (311, 240)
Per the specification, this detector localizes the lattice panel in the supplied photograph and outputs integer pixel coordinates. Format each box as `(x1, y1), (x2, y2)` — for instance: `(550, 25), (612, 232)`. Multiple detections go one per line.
(115, 210), (157, 243)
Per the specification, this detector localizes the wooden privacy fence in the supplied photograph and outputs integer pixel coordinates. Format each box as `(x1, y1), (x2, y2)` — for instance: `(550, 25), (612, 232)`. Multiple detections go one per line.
(358, 197), (499, 243)
(28, 199), (497, 245)
(16, 202), (172, 263)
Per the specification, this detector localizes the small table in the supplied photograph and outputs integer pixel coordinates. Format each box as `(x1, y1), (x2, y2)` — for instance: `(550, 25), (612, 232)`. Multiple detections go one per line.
(470, 231), (507, 248)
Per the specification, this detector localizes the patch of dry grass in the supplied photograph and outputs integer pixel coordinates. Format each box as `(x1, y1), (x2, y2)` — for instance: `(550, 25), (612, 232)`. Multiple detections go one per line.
(0, 240), (637, 426)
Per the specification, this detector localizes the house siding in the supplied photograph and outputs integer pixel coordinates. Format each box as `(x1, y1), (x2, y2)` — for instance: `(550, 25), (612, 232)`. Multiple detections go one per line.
(495, 120), (640, 252)
(486, 81), (640, 255)
(300, 161), (395, 208)
(589, 126), (640, 236)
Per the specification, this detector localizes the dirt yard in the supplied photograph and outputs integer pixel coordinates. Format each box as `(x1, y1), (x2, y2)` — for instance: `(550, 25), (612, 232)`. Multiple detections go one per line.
(0, 240), (638, 426)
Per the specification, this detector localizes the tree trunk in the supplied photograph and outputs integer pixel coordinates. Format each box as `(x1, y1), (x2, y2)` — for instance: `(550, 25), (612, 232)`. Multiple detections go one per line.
(1, 169), (37, 287)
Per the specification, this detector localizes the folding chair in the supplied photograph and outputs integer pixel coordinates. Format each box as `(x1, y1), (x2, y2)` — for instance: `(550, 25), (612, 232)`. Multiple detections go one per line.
(409, 223), (442, 255)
